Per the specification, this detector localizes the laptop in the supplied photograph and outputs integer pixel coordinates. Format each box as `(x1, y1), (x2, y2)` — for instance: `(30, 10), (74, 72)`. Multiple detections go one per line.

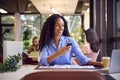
(109, 50), (120, 73)
(105, 49), (120, 80)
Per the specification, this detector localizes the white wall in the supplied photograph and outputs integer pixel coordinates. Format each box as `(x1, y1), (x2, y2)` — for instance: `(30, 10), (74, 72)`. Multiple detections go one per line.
(3, 41), (22, 65)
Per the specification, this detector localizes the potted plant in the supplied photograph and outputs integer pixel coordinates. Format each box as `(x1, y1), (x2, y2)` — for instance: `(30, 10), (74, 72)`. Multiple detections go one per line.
(0, 53), (22, 73)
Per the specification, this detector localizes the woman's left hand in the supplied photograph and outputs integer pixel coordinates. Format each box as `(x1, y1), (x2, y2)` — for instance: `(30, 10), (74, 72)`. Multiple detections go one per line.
(87, 60), (104, 68)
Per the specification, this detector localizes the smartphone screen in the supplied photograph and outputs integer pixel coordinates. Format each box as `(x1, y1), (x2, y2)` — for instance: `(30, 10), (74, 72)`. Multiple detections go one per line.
(66, 43), (72, 46)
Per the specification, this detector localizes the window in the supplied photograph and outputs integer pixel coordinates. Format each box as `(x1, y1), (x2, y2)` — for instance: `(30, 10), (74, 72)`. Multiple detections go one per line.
(64, 15), (84, 45)
(21, 14), (41, 51)
(1, 15), (14, 24)
(1, 14), (14, 41)
(2, 26), (14, 40)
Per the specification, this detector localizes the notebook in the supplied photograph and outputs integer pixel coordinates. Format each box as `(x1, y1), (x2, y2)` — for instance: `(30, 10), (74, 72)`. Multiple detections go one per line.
(105, 49), (120, 80)
(29, 51), (38, 57)
(38, 65), (95, 69)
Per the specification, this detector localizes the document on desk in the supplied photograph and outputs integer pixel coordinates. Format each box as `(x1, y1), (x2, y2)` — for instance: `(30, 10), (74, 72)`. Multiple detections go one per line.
(38, 65), (95, 69)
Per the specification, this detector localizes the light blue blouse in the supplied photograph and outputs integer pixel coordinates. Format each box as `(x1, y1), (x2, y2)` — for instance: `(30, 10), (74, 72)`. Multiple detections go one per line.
(40, 36), (90, 66)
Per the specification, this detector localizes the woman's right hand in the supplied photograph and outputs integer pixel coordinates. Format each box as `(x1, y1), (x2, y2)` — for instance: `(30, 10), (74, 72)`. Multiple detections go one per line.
(57, 46), (71, 56)
(47, 46), (71, 64)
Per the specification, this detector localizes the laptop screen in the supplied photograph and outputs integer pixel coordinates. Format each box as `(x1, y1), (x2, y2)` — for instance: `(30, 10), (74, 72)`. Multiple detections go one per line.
(109, 50), (120, 74)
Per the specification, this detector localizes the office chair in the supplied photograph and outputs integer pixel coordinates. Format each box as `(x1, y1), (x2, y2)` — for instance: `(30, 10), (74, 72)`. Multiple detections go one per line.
(21, 70), (106, 80)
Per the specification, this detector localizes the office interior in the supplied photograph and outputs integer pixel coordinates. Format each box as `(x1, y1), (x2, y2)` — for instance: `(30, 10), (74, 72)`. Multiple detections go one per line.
(0, 0), (120, 67)
(0, 0), (120, 80)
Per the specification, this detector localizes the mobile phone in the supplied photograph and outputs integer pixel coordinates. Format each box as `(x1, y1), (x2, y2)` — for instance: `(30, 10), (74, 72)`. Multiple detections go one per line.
(66, 43), (72, 46)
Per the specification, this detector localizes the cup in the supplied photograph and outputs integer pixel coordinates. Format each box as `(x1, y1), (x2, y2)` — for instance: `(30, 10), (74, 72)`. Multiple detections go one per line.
(102, 57), (110, 68)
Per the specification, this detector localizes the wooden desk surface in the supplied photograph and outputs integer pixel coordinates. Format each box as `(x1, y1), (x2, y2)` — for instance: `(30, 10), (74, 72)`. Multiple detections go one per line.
(0, 65), (39, 80)
(0, 65), (108, 80)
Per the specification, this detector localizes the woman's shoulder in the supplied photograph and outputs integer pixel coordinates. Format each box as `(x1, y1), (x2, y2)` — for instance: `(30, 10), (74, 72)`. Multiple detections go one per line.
(61, 36), (78, 46)
(61, 36), (74, 40)
(61, 36), (75, 42)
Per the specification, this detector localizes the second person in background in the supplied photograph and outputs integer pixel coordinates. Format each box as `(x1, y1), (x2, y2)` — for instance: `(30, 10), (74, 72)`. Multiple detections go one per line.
(79, 28), (100, 62)
(27, 36), (39, 54)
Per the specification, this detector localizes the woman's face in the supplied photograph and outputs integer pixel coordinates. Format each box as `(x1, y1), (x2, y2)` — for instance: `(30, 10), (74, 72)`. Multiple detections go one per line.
(54, 18), (64, 37)
(33, 38), (38, 46)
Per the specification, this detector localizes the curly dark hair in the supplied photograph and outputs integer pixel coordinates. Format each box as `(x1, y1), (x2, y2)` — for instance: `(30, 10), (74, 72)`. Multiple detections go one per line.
(85, 28), (100, 53)
(39, 14), (70, 51)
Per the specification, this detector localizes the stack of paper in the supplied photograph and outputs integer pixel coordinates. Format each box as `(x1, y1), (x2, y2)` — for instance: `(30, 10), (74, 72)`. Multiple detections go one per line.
(39, 65), (95, 69)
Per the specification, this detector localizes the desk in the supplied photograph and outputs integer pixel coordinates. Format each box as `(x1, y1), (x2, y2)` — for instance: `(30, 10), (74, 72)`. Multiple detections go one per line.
(0, 65), (39, 80)
(0, 65), (114, 80)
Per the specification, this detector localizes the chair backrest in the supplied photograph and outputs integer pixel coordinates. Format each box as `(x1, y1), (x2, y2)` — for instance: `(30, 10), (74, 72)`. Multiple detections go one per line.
(84, 52), (99, 61)
(21, 70), (106, 80)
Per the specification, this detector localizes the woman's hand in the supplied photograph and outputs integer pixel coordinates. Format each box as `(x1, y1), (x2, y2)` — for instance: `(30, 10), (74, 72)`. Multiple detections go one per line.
(47, 46), (71, 64)
(94, 62), (103, 68)
(57, 46), (71, 56)
(87, 60), (104, 68)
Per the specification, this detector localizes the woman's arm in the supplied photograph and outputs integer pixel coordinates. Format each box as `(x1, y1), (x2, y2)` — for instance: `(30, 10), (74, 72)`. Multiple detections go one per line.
(47, 46), (71, 64)
(27, 47), (33, 54)
(87, 60), (103, 68)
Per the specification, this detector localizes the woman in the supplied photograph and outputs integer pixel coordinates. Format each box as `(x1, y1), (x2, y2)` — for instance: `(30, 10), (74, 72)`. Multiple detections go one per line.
(85, 28), (100, 53)
(81, 28), (100, 61)
(39, 14), (103, 67)
(27, 36), (39, 54)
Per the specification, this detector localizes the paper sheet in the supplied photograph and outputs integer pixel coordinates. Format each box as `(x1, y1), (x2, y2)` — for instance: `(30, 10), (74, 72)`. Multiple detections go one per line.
(39, 65), (95, 69)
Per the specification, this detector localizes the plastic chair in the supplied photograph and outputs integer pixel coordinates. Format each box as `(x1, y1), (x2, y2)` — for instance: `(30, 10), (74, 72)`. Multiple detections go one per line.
(21, 70), (106, 80)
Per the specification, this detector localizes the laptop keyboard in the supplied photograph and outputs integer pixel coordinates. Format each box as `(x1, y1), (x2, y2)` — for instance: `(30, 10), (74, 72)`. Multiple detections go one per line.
(104, 75), (116, 80)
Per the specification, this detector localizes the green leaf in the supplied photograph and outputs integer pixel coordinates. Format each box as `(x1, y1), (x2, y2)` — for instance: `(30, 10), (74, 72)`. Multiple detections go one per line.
(0, 53), (22, 73)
